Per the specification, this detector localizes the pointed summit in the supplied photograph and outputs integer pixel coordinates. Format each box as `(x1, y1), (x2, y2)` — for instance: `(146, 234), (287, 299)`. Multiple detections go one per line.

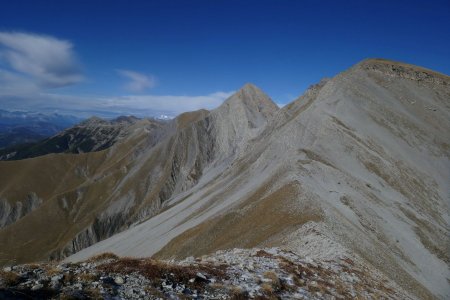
(80, 116), (107, 126)
(239, 82), (263, 93)
(222, 83), (279, 117)
(210, 83), (279, 146)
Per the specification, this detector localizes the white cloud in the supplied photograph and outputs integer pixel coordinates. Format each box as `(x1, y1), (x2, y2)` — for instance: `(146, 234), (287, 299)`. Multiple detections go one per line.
(0, 69), (39, 93)
(117, 69), (156, 92)
(0, 90), (234, 118)
(109, 91), (232, 113)
(0, 31), (233, 118)
(0, 32), (83, 88)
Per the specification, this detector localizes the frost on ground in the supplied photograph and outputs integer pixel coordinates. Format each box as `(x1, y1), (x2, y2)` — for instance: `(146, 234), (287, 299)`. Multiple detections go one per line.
(0, 247), (413, 299)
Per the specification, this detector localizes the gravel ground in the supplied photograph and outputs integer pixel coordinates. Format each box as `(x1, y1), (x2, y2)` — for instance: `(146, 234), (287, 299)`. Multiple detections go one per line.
(0, 247), (413, 299)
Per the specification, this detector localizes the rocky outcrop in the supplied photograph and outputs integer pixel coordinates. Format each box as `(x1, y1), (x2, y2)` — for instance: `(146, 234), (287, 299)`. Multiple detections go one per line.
(359, 58), (449, 85)
(0, 193), (42, 228)
(1, 247), (413, 299)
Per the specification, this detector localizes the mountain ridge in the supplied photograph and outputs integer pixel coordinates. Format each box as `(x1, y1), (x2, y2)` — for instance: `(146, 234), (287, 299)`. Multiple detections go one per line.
(67, 59), (449, 299)
(0, 59), (449, 299)
(0, 115), (161, 160)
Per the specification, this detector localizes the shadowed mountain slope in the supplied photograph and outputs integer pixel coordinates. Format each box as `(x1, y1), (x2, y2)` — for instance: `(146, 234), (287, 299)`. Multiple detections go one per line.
(0, 110), (81, 149)
(0, 116), (147, 160)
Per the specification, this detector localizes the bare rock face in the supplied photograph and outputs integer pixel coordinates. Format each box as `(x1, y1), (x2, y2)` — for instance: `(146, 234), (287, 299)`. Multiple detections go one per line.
(0, 193), (42, 228)
(208, 83), (279, 160)
(0, 59), (449, 299)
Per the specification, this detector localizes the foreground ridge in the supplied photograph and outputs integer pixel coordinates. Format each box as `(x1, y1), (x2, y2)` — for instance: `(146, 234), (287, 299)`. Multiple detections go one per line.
(0, 247), (412, 299)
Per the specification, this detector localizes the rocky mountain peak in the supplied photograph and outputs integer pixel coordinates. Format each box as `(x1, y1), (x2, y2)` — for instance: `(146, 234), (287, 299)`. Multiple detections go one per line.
(221, 83), (279, 121)
(235, 83), (278, 109)
(79, 116), (108, 127)
(112, 115), (140, 124)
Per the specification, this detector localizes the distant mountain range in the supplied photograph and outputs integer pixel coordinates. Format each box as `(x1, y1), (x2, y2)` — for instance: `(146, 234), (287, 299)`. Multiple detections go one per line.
(0, 59), (449, 299)
(0, 110), (82, 149)
(0, 115), (163, 160)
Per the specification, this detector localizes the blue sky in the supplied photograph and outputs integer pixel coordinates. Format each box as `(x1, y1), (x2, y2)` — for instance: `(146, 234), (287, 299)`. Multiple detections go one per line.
(0, 0), (449, 117)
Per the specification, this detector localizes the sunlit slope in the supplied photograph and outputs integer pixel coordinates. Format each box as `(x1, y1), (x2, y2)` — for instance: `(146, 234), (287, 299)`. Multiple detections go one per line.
(69, 59), (449, 299)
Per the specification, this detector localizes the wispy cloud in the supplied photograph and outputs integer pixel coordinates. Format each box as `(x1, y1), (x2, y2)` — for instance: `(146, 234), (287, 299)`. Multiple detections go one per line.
(0, 91), (234, 118)
(0, 32), (83, 88)
(117, 69), (157, 92)
(0, 31), (232, 118)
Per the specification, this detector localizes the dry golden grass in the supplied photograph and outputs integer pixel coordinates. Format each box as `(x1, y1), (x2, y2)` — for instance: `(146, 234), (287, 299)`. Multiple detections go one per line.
(260, 283), (274, 294)
(98, 257), (225, 290)
(45, 266), (60, 277)
(0, 270), (20, 286)
(263, 271), (280, 289)
(25, 263), (41, 270)
(307, 282), (328, 295)
(62, 272), (76, 285)
(229, 285), (248, 300)
(176, 109), (209, 129)
(156, 181), (323, 259)
(0, 126), (168, 266)
(253, 250), (275, 259)
(78, 272), (99, 282)
(209, 282), (225, 289)
(87, 252), (119, 262)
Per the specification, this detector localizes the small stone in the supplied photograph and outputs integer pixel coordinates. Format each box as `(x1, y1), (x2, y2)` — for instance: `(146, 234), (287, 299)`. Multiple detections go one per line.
(50, 281), (61, 289)
(195, 272), (209, 283)
(185, 256), (195, 262)
(51, 275), (63, 282)
(3, 266), (12, 272)
(182, 288), (192, 295)
(31, 284), (43, 290)
(56, 264), (68, 271)
(74, 283), (83, 290)
(114, 276), (124, 284)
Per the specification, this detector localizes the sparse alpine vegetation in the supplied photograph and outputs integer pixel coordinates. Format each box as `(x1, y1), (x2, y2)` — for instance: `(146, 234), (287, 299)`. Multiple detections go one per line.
(0, 248), (412, 299)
